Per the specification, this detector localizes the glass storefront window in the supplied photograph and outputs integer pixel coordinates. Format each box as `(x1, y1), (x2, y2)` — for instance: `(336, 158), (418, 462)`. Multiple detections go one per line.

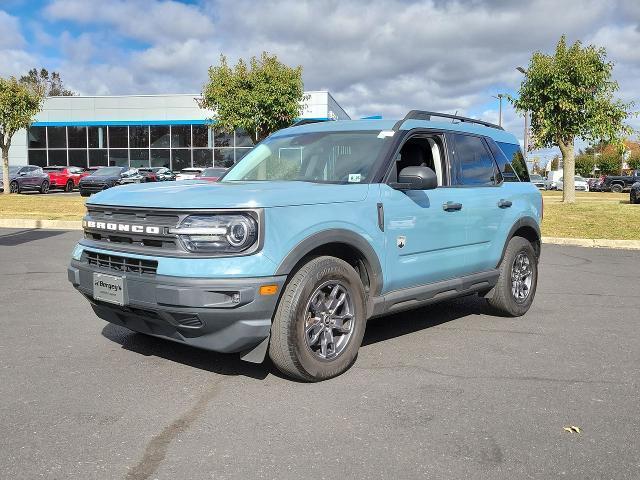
(48, 127), (67, 148)
(89, 150), (108, 167)
(28, 150), (47, 167)
(193, 149), (213, 168)
(48, 150), (67, 166)
(88, 127), (106, 148)
(130, 149), (149, 168)
(214, 148), (235, 168)
(28, 127), (47, 148)
(172, 149), (191, 171)
(171, 125), (191, 148)
(151, 126), (170, 148)
(129, 126), (149, 148)
(151, 149), (170, 168)
(69, 150), (88, 167)
(214, 127), (233, 147)
(108, 126), (128, 148)
(236, 148), (252, 162)
(109, 149), (128, 167)
(68, 127), (87, 148)
(235, 129), (254, 147)
(192, 125), (212, 148)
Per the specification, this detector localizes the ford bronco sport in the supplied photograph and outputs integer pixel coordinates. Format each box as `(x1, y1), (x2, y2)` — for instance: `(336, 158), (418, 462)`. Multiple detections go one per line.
(68, 111), (542, 381)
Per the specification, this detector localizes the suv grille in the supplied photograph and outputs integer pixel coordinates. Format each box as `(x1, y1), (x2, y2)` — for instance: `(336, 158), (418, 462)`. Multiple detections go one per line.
(83, 206), (181, 251)
(85, 251), (158, 275)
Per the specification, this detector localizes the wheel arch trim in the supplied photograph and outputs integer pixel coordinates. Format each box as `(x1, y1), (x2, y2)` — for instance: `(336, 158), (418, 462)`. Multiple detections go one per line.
(497, 216), (541, 268)
(274, 229), (383, 297)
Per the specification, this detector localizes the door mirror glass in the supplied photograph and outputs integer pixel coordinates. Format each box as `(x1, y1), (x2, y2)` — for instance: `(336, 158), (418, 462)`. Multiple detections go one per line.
(396, 166), (438, 190)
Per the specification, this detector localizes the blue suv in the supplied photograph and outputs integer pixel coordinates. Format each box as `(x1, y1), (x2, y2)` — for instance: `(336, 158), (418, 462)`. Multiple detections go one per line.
(68, 111), (542, 381)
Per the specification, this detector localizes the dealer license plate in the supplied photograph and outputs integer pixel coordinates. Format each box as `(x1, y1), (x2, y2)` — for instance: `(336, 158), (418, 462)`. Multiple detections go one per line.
(93, 273), (125, 305)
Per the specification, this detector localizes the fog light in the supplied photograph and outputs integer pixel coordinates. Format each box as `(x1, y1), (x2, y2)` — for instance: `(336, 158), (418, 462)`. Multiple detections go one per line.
(259, 285), (278, 296)
(232, 293), (241, 303)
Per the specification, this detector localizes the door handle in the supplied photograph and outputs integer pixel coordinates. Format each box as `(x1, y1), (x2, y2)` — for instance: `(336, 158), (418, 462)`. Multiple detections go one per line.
(442, 201), (463, 211)
(498, 199), (512, 208)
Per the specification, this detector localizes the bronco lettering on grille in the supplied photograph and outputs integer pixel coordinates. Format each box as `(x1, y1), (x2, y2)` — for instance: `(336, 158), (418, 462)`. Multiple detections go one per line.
(83, 220), (161, 235)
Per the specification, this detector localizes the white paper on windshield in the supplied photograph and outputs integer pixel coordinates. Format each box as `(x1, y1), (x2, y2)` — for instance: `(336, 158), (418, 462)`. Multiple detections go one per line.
(348, 174), (362, 183)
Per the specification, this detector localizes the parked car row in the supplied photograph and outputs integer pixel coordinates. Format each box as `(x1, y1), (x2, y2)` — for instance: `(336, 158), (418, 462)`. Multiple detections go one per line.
(1, 165), (226, 195)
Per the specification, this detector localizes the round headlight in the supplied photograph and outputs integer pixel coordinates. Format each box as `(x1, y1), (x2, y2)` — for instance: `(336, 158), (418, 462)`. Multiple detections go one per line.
(227, 218), (250, 247)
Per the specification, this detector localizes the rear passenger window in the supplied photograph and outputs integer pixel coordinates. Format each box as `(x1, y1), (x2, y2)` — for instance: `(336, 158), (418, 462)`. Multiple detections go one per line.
(453, 134), (497, 186)
(495, 141), (530, 182)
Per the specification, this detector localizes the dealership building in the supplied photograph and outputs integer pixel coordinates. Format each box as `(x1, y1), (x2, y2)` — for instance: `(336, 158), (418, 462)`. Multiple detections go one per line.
(7, 91), (350, 170)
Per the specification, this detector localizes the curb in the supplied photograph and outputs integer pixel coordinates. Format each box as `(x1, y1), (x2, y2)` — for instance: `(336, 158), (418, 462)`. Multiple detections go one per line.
(0, 218), (638, 250)
(542, 236), (640, 250)
(0, 218), (83, 230)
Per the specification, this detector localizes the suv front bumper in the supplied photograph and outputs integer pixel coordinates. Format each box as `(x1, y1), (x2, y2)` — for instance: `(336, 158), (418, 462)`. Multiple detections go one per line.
(68, 259), (285, 354)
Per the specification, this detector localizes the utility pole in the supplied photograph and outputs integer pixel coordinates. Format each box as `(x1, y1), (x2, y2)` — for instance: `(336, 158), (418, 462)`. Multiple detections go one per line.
(492, 94), (504, 127)
(516, 66), (529, 161)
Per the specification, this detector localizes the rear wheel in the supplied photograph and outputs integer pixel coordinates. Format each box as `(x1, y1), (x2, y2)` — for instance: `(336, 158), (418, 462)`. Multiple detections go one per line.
(10, 181), (20, 194)
(269, 256), (366, 382)
(611, 183), (624, 193)
(487, 236), (538, 317)
(40, 180), (49, 194)
(65, 180), (74, 192)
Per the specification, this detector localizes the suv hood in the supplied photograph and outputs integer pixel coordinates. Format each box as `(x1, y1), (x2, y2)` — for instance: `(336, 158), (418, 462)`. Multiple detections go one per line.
(88, 180), (370, 209)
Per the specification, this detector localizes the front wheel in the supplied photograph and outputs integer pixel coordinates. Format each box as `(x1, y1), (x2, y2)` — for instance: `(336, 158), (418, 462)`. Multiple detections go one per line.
(610, 184), (624, 193)
(487, 236), (538, 317)
(10, 181), (20, 194)
(269, 256), (367, 381)
(40, 180), (49, 194)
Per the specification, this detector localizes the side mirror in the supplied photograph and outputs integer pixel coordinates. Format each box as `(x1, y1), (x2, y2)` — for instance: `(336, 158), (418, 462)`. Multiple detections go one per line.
(395, 166), (438, 190)
(18, 171), (27, 176)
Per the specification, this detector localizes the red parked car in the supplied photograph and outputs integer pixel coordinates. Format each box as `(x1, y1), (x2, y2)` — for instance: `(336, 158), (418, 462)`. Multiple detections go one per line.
(198, 167), (227, 182)
(43, 166), (90, 192)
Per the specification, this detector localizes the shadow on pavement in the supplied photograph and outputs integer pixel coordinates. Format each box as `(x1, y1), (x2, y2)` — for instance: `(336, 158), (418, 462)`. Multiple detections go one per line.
(0, 229), (68, 246)
(101, 294), (490, 380)
(101, 323), (271, 380)
(362, 294), (491, 347)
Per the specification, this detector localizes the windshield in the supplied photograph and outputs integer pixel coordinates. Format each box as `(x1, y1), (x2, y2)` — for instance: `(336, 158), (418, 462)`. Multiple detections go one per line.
(44, 167), (65, 172)
(530, 174), (543, 181)
(9, 166), (21, 174)
(222, 131), (385, 183)
(90, 167), (122, 177)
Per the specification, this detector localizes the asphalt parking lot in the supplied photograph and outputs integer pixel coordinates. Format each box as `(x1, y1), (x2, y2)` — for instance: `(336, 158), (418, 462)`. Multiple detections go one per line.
(1, 228), (639, 480)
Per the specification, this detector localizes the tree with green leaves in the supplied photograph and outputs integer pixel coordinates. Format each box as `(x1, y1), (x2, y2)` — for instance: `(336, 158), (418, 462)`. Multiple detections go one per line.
(596, 153), (622, 176)
(1, 77), (45, 195)
(510, 36), (633, 203)
(627, 150), (640, 171)
(574, 154), (596, 177)
(199, 52), (305, 144)
(19, 68), (75, 96)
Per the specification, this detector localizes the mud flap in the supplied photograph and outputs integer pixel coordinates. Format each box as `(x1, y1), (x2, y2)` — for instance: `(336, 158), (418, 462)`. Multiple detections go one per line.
(240, 334), (270, 363)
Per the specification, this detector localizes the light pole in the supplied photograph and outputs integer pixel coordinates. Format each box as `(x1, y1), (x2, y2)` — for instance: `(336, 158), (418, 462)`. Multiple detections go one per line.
(516, 66), (529, 162)
(492, 94), (504, 127)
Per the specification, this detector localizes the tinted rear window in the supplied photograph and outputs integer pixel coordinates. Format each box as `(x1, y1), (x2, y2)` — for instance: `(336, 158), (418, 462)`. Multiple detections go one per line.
(452, 134), (498, 186)
(495, 142), (530, 182)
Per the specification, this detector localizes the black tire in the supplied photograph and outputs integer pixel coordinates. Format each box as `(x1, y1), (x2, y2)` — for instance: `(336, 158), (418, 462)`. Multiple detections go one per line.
(487, 236), (538, 317)
(631, 191), (639, 204)
(80, 191), (91, 197)
(10, 181), (20, 194)
(269, 256), (366, 382)
(65, 180), (74, 192)
(610, 183), (623, 193)
(40, 180), (49, 194)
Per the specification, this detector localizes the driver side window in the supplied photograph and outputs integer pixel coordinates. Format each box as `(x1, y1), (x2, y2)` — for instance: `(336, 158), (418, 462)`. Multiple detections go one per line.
(391, 135), (445, 186)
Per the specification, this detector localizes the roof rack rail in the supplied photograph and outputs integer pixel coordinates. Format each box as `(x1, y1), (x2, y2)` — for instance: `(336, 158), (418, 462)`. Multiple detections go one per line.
(392, 110), (504, 131)
(291, 118), (331, 127)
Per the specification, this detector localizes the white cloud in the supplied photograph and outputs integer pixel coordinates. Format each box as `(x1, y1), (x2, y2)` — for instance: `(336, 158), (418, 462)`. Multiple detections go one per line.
(0, 10), (24, 49)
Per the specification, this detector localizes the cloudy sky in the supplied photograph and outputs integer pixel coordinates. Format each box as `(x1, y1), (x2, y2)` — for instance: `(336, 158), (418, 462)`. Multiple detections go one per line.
(1, 0), (639, 163)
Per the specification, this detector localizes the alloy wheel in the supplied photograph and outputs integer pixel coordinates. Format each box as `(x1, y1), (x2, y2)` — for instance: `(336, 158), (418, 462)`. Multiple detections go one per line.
(511, 252), (533, 302)
(303, 281), (355, 360)
(10, 181), (18, 193)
